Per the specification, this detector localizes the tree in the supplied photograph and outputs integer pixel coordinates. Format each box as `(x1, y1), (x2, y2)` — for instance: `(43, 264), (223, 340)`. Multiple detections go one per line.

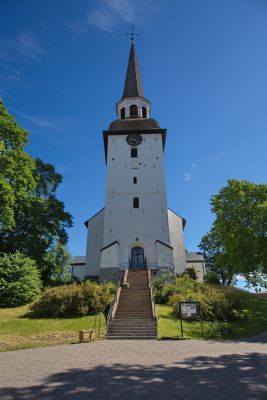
(0, 252), (42, 307)
(0, 100), (35, 230)
(199, 179), (267, 285)
(45, 242), (72, 284)
(0, 101), (73, 285)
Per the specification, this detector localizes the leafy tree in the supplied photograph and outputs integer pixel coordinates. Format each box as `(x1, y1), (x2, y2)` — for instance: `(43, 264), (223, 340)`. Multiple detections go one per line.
(45, 242), (72, 284)
(0, 101), (73, 285)
(199, 179), (267, 285)
(0, 100), (35, 230)
(0, 252), (42, 307)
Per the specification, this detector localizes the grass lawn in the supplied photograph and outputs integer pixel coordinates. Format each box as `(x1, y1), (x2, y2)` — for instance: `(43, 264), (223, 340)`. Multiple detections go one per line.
(156, 289), (267, 340)
(0, 306), (106, 352)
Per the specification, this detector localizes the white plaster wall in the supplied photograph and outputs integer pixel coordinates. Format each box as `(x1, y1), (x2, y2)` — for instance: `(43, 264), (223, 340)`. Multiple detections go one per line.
(85, 208), (105, 277)
(116, 97), (150, 118)
(155, 241), (174, 267)
(103, 133), (171, 267)
(186, 261), (206, 281)
(100, 242), (119, 269)
(168, 209), (187, 274)
(72, 265), (86, 281)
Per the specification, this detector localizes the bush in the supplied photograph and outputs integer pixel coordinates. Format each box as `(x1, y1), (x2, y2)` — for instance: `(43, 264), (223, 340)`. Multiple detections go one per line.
(204, 271), (221, 285)
(30, 281), (115, 317)
(167, 276), (245, 322)
(153, 273), (176, 304)
(0, 252), (42, 307)
(181, 267), (197, 280)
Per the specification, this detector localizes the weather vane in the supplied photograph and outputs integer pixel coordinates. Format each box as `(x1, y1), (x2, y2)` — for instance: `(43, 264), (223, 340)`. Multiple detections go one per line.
(126, 24), (140, 43)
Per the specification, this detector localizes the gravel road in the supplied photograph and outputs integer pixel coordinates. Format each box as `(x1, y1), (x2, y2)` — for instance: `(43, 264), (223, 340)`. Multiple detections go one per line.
(0, 338), (267, 400)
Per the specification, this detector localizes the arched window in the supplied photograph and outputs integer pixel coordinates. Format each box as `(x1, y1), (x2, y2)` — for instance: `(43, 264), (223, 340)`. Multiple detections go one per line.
(131, 247), (144, 269)
(142, 107), (147, 118)
(133, 197), (139, 208)
(133, 177), (137, 184)
(120, 107), (125, 119)
(130, 104), (138, 118)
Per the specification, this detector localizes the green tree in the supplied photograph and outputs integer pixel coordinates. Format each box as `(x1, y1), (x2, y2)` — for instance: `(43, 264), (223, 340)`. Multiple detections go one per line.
(0, 100), (35, 230)
(199, 179), (267, 285)
(45, 242), (72, 284)
(0, 101), (73, 285)
(0, 252), (42, 307)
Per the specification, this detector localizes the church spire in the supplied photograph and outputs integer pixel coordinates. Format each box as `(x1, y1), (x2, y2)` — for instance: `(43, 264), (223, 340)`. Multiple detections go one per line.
(122, 40), (144, 100)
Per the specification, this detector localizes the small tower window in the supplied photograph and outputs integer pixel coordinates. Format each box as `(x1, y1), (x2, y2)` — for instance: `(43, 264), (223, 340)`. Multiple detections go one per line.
(133, 177), (137, 184)
(133, 197), (139, 208)
(131, 148), (138, 158)
(142, 107), (147, 118)
(130, 104), (138, 118)
(120, 107), (125, 119)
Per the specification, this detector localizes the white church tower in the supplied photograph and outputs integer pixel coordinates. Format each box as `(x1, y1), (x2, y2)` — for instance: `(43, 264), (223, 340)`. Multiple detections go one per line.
(72, 38), (206, 282)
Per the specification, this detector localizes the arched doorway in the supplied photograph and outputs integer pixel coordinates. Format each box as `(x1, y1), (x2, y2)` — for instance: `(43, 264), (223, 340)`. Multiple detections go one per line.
(131, 247), (145, 269)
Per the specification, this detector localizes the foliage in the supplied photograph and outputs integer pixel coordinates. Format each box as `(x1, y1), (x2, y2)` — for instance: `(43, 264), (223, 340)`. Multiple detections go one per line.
(204, 271), (222, 285)
(0, 100), (36, 230)
(181, 267), (197, 280)
(0, 101), (73, 285)
(154, 275), (245, 321)
(0, 252), (42, 307)
(30, 281), (116, 317)
(44, 243), (72, 284)
(153, 273), (176, 304)
(199, 179), (267, 286)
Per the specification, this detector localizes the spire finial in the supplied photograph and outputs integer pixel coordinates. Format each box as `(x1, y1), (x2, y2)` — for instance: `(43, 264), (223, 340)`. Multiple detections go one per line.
(126, 24), (139, 43)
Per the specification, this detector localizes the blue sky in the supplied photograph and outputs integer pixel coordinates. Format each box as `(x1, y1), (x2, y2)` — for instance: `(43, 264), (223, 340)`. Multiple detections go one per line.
(0, 0), (267, 259)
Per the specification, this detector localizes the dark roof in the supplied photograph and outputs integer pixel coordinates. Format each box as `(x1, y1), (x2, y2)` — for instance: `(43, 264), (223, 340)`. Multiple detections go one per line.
(109, 118), (160, 131)
(186, 252), (204, 262)
(122, 42), (144, 99)
(71, 256), (86, 265)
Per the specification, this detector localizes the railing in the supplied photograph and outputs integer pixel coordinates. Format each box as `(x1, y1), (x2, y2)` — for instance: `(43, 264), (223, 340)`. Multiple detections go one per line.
(147, 268), (157, 324)
(106, 268), (128, 334)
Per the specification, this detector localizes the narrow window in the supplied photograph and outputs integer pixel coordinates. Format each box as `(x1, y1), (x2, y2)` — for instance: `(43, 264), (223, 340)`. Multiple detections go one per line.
(133, 197), (139, 208)
(133, 177), (137, 184)
(131, 148), (138, 158)
(130, 104), (138, 118)
(142, 107), (147, 118)
(120, 107), (125, 119)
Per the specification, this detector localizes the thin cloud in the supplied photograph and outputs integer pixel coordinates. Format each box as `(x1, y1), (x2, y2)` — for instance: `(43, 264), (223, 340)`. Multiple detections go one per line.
(17, 33), (46, 61)
(0, 32), (46, 63)
(184, 173), (192, 182)
(12, 109), (79, 130)
(67, 0), (137, 34)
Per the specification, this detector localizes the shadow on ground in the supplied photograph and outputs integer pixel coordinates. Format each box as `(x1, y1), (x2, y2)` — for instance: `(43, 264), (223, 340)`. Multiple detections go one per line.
(1, 352), (267, 400)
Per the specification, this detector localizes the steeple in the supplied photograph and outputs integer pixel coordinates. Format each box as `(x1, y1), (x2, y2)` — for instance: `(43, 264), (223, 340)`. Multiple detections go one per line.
(122, 40), (144, 100)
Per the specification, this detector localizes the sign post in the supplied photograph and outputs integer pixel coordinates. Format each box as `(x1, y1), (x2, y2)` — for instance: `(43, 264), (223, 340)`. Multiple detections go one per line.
(179, 302), (203, 338)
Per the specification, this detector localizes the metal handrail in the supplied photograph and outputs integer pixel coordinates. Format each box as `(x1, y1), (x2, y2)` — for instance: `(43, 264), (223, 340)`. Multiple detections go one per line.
(147, 268), (157, 323)
(106, 268), (128, 333)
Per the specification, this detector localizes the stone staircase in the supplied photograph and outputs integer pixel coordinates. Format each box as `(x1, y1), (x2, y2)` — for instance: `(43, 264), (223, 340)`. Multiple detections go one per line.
(107, 270), (157, 340)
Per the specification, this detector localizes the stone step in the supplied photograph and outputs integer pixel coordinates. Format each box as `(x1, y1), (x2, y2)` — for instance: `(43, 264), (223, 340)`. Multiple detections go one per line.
(107, 336), (157, 340)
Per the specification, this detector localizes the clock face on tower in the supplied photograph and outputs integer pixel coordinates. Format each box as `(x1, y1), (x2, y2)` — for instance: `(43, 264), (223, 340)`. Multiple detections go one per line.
(126, 133), (142, 146)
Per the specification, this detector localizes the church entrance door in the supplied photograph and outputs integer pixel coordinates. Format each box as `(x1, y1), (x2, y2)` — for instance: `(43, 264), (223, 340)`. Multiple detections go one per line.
(131, 247), (145, 269)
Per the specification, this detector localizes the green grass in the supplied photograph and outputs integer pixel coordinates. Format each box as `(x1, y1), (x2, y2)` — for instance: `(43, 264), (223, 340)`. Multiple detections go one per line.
(156, 288), (267, 340)
(0, 305), (106, 352)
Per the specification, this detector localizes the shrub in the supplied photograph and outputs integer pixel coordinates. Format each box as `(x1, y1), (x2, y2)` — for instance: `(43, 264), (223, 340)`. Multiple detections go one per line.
(30, 281), (115, 317)
(181, 267), (197, 280)
(0, 252), (42, 307)
(167, 277), (245, 322)
(204, 271), (221, 285)
(153, 272), (176, 304)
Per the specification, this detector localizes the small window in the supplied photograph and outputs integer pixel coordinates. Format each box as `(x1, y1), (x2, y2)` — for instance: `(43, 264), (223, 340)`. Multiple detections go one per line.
(130, 104), (138, 118)
(133, 197), (139, 208)
(133, 177), (137, 184)
(142, 107), (147, 118)
(120, 107), (125, 119)
(131, 148), (138, 158)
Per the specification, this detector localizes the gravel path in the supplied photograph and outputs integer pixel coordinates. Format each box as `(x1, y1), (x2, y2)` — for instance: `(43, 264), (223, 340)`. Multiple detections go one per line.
(0, 338), (267, 400)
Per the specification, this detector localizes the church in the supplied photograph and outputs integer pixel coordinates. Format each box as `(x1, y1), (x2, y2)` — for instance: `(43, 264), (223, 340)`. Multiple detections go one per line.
(72, 38), (205, 283)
